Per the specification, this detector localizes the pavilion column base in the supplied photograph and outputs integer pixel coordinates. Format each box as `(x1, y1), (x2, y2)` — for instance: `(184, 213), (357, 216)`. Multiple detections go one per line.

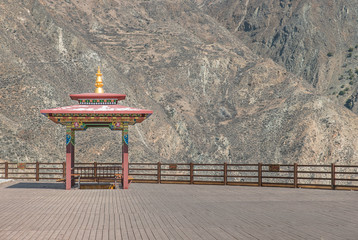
(71, 142), (75, 187)
(66, 153), (72, 190)
(66, 128), (75, 190)
(122, 145), (129, 189)
(122, 126), (129, 189)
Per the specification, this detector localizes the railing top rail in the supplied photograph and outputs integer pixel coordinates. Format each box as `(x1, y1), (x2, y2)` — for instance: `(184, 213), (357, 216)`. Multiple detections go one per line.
(262, 164), (293, 167)
(39, 163), (63, 165)
(2, 162), (356, 166)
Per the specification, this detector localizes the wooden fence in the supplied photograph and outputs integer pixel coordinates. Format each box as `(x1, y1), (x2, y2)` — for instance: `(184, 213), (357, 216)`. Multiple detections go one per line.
(0, 162), (358, 190)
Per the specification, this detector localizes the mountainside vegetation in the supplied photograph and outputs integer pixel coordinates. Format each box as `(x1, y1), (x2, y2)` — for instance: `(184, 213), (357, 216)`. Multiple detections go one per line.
(1, 0), (358, 165)
(196, 0), (358, 112)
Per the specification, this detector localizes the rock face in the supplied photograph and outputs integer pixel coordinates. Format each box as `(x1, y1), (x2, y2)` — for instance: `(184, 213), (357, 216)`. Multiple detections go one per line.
(1, 0), (358, 165)
(196, 0), (358, 111)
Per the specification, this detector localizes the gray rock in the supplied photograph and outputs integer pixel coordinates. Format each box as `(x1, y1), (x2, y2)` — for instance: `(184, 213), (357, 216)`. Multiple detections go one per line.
(1, 0), (358, 166)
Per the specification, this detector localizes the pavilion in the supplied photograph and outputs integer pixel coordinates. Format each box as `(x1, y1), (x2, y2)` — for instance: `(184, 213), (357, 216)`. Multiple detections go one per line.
(40, 67), (153, 189)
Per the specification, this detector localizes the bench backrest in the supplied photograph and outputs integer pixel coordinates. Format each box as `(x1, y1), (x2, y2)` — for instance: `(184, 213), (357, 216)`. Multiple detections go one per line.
(74, 166), (122, 179)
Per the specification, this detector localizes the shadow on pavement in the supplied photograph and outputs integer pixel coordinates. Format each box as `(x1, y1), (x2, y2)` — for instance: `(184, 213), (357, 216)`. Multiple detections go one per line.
(6, 182), (65, 189)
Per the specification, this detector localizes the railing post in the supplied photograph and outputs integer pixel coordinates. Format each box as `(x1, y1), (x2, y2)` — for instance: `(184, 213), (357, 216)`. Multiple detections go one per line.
(224, 162), (227, 185)
(190, 162), (194, 184)
(331, 163), (335, 190)
(5, 162), (8, 179)
(36, 162), (40, 181)
(94, 162), (97, 182)
(63, 162), (66, 178)
(157, 162), (161, 184)
(258, 163), (262, 187)
(294, 163), (298, 188)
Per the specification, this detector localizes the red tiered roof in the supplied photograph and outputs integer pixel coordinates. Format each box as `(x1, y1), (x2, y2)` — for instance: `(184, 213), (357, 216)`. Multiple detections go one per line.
(70, 93), (126, 101)
(40, 67), (152, 121)
(41, 104), (153, 115)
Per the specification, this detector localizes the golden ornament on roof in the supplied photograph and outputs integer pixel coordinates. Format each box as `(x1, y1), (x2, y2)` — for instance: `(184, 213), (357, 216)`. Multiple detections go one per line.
(95, 66), (104, 93)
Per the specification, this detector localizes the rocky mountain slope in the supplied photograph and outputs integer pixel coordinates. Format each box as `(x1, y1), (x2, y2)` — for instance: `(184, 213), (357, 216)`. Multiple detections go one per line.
(1, 0), (358, 165)
(196, 0), (358, 112)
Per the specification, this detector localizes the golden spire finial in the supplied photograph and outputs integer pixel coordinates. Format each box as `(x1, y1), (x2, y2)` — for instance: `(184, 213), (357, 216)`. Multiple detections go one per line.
(95, 66), (104, 93)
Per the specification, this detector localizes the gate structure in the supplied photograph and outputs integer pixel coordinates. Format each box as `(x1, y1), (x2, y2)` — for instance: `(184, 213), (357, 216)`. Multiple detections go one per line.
(40, 67), (153, 189)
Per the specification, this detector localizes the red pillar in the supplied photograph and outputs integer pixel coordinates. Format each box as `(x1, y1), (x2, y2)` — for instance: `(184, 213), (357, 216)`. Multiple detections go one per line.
(122, 125), (129, 189)
(66, 127), (75, 190)
(71, 130), (75, 186)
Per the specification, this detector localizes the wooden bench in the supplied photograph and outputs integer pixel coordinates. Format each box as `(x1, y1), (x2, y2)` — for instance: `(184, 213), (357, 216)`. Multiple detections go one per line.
(59, 166), (128, 189)
(115, 174), (134, 189)
(74, 166), (121, 184)
(56, 174), (81, 188)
